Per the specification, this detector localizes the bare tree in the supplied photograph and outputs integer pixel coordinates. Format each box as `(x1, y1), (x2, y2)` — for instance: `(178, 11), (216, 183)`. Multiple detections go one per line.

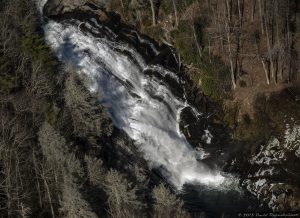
(64, 72), (113, 139)
(149, 0), (156, 26)
(25, 60), (54, 98)
(224, 0), (237, 89)
(85, 155), (104, 187)
(258, 0), (265, 34)
(104, 169), (143, 218)
(0, 113), (33, 217)
(251, 0), (256, 22)
(152, 183), (190, 218)
(38, 122), (98, 218)
(172, 0), (179, 27)
(60, 172), (98, 218)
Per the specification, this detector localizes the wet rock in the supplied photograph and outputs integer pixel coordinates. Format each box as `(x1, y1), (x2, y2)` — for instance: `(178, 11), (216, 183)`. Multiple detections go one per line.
(241, 123), (300, 212)
(179, 107), (208, 145)
(44, 0), (108, 22)
(44, 0), (83, 16)
(283, 122), (300, 157)
(243, 179), (300, 211)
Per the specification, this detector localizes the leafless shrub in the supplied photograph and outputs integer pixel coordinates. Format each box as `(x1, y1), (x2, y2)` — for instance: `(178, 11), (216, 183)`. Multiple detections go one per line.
(152, 183), (190, 218)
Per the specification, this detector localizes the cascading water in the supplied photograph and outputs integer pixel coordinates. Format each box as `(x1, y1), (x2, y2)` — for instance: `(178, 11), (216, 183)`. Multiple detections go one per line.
(43, 19), (227, 188)
(33, 2), (270, 216)
(32, 0), (237, 189)
(36, 0), (47, 14)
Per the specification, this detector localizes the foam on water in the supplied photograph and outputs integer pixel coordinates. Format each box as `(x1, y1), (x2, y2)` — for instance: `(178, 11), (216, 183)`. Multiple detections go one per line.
(44, 20), (226, 188)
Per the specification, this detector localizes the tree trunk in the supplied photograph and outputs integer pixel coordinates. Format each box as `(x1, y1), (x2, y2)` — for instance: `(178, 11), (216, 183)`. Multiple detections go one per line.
(119, 0), (125, 16)
(251, 0), (256, 22)
(259, 0), (265, 34)
(191, 23), (202, 58)
(226, 23), (236, 89)
(264, 7), (276, 84)
(286, 0), (291, 82)
(225, 0), (236, 89)
(149, 0), (156, 26)
(171, 0), (179, 27)
(136, 10), (143, 28)
(42, 170), (55, 218)
(32, 151), (43, 208)
(261, 59), (270, 85)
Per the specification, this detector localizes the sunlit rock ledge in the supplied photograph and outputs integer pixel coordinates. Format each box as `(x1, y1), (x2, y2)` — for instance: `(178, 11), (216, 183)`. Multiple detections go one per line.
(241, 121), (300, 211)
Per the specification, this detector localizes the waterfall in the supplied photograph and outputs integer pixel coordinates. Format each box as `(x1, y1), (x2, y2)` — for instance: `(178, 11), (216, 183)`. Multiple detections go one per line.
(43, 17), (226, 188)
(35, 0), (48, 14)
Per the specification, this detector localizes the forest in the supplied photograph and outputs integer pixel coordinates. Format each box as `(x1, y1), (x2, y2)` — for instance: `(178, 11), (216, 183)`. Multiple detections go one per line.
(0, 0), (299, 217)
(109, 0), (299, 97)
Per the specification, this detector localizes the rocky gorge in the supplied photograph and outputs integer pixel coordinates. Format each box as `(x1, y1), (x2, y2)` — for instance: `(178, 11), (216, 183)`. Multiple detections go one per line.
(39, 0), (300, 214)
(0, 0), (296, 217)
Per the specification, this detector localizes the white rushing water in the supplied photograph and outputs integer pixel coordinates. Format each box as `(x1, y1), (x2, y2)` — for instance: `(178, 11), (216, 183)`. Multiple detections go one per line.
(44, 19), (225, 188)
(36, 0), (48, 14)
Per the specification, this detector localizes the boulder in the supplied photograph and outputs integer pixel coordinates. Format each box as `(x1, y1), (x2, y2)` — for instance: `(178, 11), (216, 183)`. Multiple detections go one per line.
(43, 0), (107, 17)
(241, 136), (300, 211)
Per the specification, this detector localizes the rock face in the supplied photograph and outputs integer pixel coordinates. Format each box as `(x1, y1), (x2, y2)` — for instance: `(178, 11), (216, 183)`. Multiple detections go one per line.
(44, 0), (83, 16)
(44, 0), (108, 20)
(240, 122), (300, 211)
